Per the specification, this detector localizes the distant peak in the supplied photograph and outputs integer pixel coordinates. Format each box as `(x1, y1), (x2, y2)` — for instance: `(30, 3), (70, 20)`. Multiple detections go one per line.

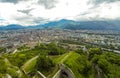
(6, 24), (22, 27)
(59, 19), (74, 22)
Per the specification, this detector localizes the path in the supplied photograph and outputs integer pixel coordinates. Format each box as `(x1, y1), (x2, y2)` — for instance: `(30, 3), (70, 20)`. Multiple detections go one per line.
(93, 64), (104, 78)
(22, 55), (39, 73)
(12, 49), (18, 54)
(60, 51), (73, 63)
(47, 52), (72, 78)
(52, 52), (75, 78)
(102, 48), (120, 54)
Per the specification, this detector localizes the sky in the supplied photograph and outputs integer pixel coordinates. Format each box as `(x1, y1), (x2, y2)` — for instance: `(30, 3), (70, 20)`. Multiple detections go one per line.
(0, 0), (120, 26)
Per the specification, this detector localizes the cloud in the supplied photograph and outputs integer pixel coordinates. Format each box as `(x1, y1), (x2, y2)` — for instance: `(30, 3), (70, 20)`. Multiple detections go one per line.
(17, 8), (34, 15)
(88, 0), (120, 5)
(0, 0), (120, 26)
(8, 9), (48, 26)
(0, 0), (58, 9)
(38, 0), (58, 9)
(75, 0), (120, 21)
(0, 17), (4, 20)
(0, 0), (22, 4)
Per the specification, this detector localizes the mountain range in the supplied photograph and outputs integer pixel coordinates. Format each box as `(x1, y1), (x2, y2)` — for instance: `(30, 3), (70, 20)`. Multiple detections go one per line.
(0, 19), (120, 31)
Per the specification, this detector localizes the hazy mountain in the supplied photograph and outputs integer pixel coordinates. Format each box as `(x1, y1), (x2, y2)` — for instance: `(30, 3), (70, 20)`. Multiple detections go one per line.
(46, 19), (120, 31)
(40, 19), (76, 28)
(62, 21), (120, 30)
(0, 24), (25, 30)
(0, 19), (120, 31)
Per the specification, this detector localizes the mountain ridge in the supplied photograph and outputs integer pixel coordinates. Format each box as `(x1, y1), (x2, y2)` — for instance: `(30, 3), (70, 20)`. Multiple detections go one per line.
(0, 19), (120, 31)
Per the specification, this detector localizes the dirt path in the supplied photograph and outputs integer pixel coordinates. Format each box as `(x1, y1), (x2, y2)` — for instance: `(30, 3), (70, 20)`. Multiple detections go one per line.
(93, 64), (104, 78)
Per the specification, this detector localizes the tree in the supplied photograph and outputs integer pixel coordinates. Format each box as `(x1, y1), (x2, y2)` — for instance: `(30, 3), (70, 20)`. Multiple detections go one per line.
(75, 48), (84, 55)
(77, 55), (93, 77)
(0, 59), (7, 74)
(0, 47), (6, 53)
(88, 48), (102, 60)
(36, 55), (55, 71)
(98, 59), (110, 75)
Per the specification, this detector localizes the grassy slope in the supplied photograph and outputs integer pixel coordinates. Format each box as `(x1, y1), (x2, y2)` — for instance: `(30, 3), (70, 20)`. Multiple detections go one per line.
(22, 56), (39, 74)
(64, 52), (95, 78)
(50, 53), (68, 64)
(3, 58), (26, 78)
(20, 53), (70, 77)
(48, 52), (71, 78)
(63, 52), (83, 78)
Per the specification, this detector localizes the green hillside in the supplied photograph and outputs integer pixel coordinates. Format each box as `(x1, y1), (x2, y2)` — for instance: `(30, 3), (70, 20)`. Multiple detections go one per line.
(0, 43), (120, 78)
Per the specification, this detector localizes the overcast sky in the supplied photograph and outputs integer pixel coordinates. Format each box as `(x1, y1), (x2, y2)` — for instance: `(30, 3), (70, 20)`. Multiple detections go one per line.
(0, 0), (120, 26)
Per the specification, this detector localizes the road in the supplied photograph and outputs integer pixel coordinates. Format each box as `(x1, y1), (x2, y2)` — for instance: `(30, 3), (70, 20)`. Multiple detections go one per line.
(102, 48), (120, 54)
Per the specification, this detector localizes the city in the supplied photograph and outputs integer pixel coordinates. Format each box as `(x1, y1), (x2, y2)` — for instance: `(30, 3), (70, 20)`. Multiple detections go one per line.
(0, 29), (120, 53)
